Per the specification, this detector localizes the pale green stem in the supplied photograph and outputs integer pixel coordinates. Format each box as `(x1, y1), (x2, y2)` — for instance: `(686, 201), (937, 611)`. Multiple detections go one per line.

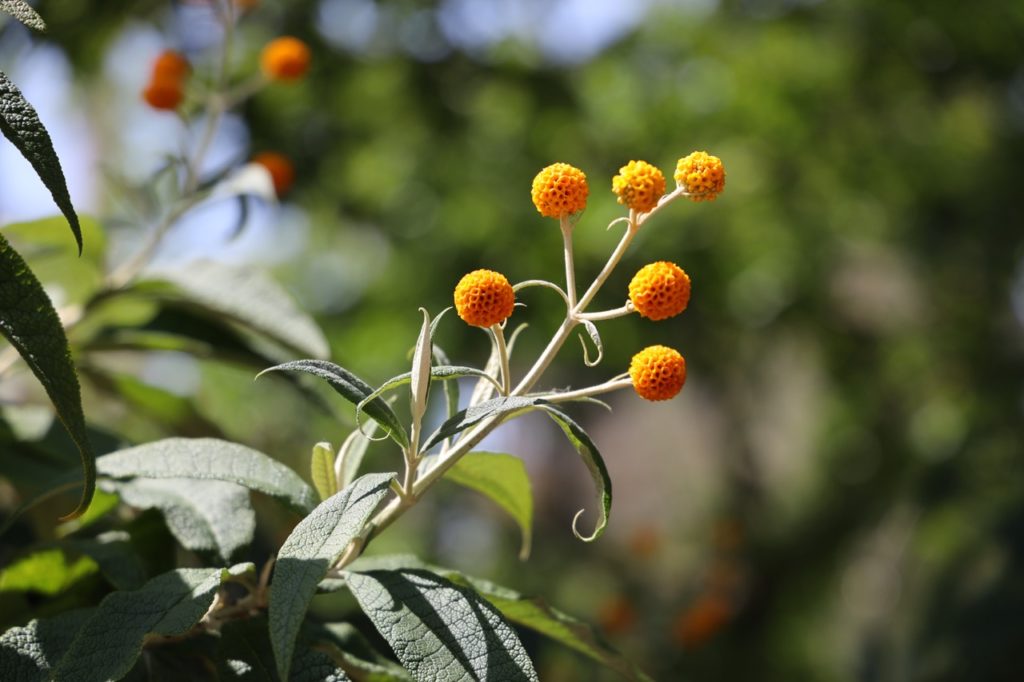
(577, 302), (635, 322)
(106, 10), (235, 289)
(560, 216), (577, 308)
(543, 376), (633, 404)
(490, 324), (511, 395)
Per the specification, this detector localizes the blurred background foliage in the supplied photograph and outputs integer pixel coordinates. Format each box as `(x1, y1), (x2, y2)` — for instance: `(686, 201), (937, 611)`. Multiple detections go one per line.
(1, 0), (1023, 680)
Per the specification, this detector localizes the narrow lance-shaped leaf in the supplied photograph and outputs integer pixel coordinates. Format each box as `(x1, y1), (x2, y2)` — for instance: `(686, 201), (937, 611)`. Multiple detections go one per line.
(334, 421), (378, 490)
(422, 395), (548, 452)
(538, 405), (613, 542)
(310, 441), (337, 501)
(579, 319), (603, 367)
(409, 307), (432, 448)
(0, 1), (46, 31)
(269, 472), (395, 681)
(356, 365), (502, 423)
(343, 567), (538, 682)
(446, 452), (533, 560)
(259, 360), (409, 449)
(0, 233), (93, 518)
(0, 72), (80, 252)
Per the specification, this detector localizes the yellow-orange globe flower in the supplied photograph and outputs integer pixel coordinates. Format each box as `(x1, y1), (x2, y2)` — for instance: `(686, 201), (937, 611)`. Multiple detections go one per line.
(628, 261), (691, 321)
(260, 36), (311, 81)
(674, 151), (725, 201)
(454, 270), (515, 327)
(531, 163), (588, 218)
(612, 160), (666, 213)
(629, 345), (686, 401)
(152, 50), (190, 80)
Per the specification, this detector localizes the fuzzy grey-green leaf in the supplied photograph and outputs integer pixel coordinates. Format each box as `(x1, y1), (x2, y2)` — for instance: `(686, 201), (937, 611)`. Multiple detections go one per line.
(0, 1), (46, 31)
(0, 232), (93, 518)
(343, 567), (538, 682)
(0, 72), (80, 251)
(141, 259), (329, 359)
(51, 566), (242, 682)
(96, 437), (317, 514)
(110, 478), (256, 562)
(269, 472), (395, 681)
(0, 609), (93, 682)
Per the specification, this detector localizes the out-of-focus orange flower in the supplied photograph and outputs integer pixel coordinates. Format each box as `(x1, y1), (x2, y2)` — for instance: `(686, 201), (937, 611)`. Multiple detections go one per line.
(628, 525), (662, 559)
(252, 151), (295, 196)
(260, 36), (311, 81)
(672, 594), (732, 649)
(597, 595), (638, 635)
(142, 76), (184, 111)
(152, 50), (190, 80)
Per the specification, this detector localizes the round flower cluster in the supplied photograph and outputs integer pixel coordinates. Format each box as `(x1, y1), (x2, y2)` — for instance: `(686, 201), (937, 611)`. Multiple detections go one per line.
(628, 261), (691, 321)
(674, 151), (725, 201)
(454, 270), (515, 327)
(629, 345), (687, 401)
(142, 50), (189, 111)
(252, 152), (295, 196)
(261, 36), (311, 82)
(612, 160), (666, 213)
(531, 163), (589, 218)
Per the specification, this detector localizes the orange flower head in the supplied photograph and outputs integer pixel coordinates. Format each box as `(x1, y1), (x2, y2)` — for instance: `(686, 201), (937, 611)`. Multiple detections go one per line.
(454, 270), (515, 327)
(252, 151), (295, 196)
(674, 151), (725, 201)
(672, 594), (732, 649)
(152, 50), (190, 80)
(612, 160), (666, 213)
(629, 345), (686, 401)
(628, 261), (691, 321)
(260, 36), (311, 81)
(531, 163), (588, 218)
(142, 76), (184, 111)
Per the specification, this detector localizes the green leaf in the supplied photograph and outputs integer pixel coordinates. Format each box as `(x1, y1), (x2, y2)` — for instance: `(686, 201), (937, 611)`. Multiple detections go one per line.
(446, 452), (533, 560)
(0, 437), (317, 536)
(110, 478), (256, 562)
(335, 421), (378, 490)
(0, 608), (93, 682)
(453, 576), (653, 682)
(346, 555), (652, 682)
(0, 232), (93, 519)
(220, 619), (351, 682)
(317, 622), (412, 681)
(0, 71), (80, 252)
(0, 548), (95, 596)
(2, 215), (106, 305)
(310, 441), (337, 502)
(538, 406), (612, 542)
(0, 1), (46, 31)
(358, 365), (502, 415)
(343, 567), (538, 682)
(63, 530), (147, 591)
(138, 259), (329, 359)
(422, 395), (548, 451)
(50, 565), (250, 682)
(269, 472), (395, 681)
(259, 360), (409, 449)
(409, 308), (432, 443)
(96, 438), (317, 514)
